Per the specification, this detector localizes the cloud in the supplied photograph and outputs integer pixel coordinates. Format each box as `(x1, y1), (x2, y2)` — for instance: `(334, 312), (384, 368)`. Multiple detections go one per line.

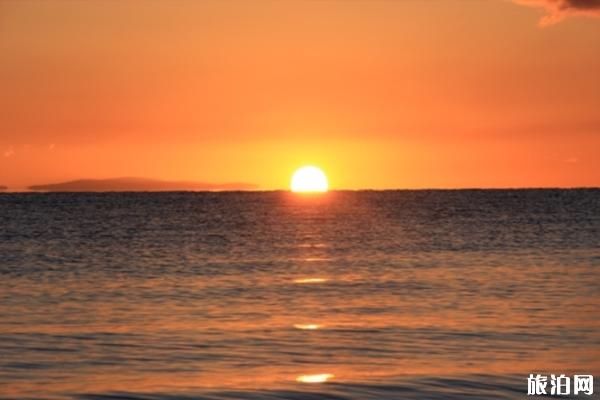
(514, 0), (600, 25)
(3, 146), (14, 157)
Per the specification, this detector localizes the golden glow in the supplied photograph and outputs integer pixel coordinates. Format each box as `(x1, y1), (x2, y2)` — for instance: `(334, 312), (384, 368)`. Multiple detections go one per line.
(296, 373), (334, 383)
(294, 324), (322, 330)
(290, 166), (328, 193)
(2, 2), (599, 190)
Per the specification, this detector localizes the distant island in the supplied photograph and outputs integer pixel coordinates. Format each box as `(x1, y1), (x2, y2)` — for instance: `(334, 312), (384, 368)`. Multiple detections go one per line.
(28, 177), (258, 192)
(0, 186), (7, 191)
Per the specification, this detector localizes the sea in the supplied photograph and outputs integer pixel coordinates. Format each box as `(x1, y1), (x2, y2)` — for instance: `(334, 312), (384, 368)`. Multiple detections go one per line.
(0, 189), (598, 399)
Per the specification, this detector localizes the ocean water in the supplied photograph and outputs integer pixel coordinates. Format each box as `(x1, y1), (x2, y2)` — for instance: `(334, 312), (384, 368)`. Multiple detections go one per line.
(0, 190), (598, 399)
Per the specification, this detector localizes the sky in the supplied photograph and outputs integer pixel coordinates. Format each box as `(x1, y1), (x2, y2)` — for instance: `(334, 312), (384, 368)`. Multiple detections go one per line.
(1, 0), (599, 190)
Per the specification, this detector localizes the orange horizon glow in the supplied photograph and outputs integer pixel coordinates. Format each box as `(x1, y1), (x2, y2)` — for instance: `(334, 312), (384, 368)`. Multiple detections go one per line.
(1, 1), (599, 190)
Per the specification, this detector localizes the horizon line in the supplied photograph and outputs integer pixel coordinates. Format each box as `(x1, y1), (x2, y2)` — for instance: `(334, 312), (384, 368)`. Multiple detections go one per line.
(1, 186), (599, 193)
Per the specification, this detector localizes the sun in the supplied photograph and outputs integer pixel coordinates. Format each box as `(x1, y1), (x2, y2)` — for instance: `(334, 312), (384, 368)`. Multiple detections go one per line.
(291, 166), (329, 193)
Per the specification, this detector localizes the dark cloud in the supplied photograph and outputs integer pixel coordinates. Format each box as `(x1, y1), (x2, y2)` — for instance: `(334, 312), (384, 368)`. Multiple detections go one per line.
(515, 0), (600, 25)
(566, 0), (600, 9)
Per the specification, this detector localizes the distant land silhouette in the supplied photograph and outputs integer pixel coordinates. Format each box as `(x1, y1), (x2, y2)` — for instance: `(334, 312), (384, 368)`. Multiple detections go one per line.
(0, 185), (7, 191)
(28, 177), (259, 192)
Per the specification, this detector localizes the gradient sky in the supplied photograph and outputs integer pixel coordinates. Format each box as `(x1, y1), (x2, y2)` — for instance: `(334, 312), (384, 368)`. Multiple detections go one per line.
(1, 0), (599, 190)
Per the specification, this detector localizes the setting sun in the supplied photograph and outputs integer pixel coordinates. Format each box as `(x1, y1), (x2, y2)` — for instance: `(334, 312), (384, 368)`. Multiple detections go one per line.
(290, 166), (328, 193)
(1, 2), (599, 399)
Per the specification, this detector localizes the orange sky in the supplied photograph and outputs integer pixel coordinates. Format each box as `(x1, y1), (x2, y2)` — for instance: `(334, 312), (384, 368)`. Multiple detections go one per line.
(1, 0), (599, 190)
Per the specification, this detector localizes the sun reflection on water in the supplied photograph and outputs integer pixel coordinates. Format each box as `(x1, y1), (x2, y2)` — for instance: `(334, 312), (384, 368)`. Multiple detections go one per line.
(296, 373), (334, 383)
(296, 243), (329, 248)
(293, 324), (322, 330)
(293, 278), (327, 284)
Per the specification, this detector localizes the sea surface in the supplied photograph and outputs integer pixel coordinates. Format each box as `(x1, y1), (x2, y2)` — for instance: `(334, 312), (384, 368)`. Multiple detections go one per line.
(0, 190), (599, 399)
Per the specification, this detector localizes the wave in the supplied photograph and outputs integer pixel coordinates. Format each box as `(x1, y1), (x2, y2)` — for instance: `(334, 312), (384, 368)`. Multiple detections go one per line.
(73, 375), (530, 400)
